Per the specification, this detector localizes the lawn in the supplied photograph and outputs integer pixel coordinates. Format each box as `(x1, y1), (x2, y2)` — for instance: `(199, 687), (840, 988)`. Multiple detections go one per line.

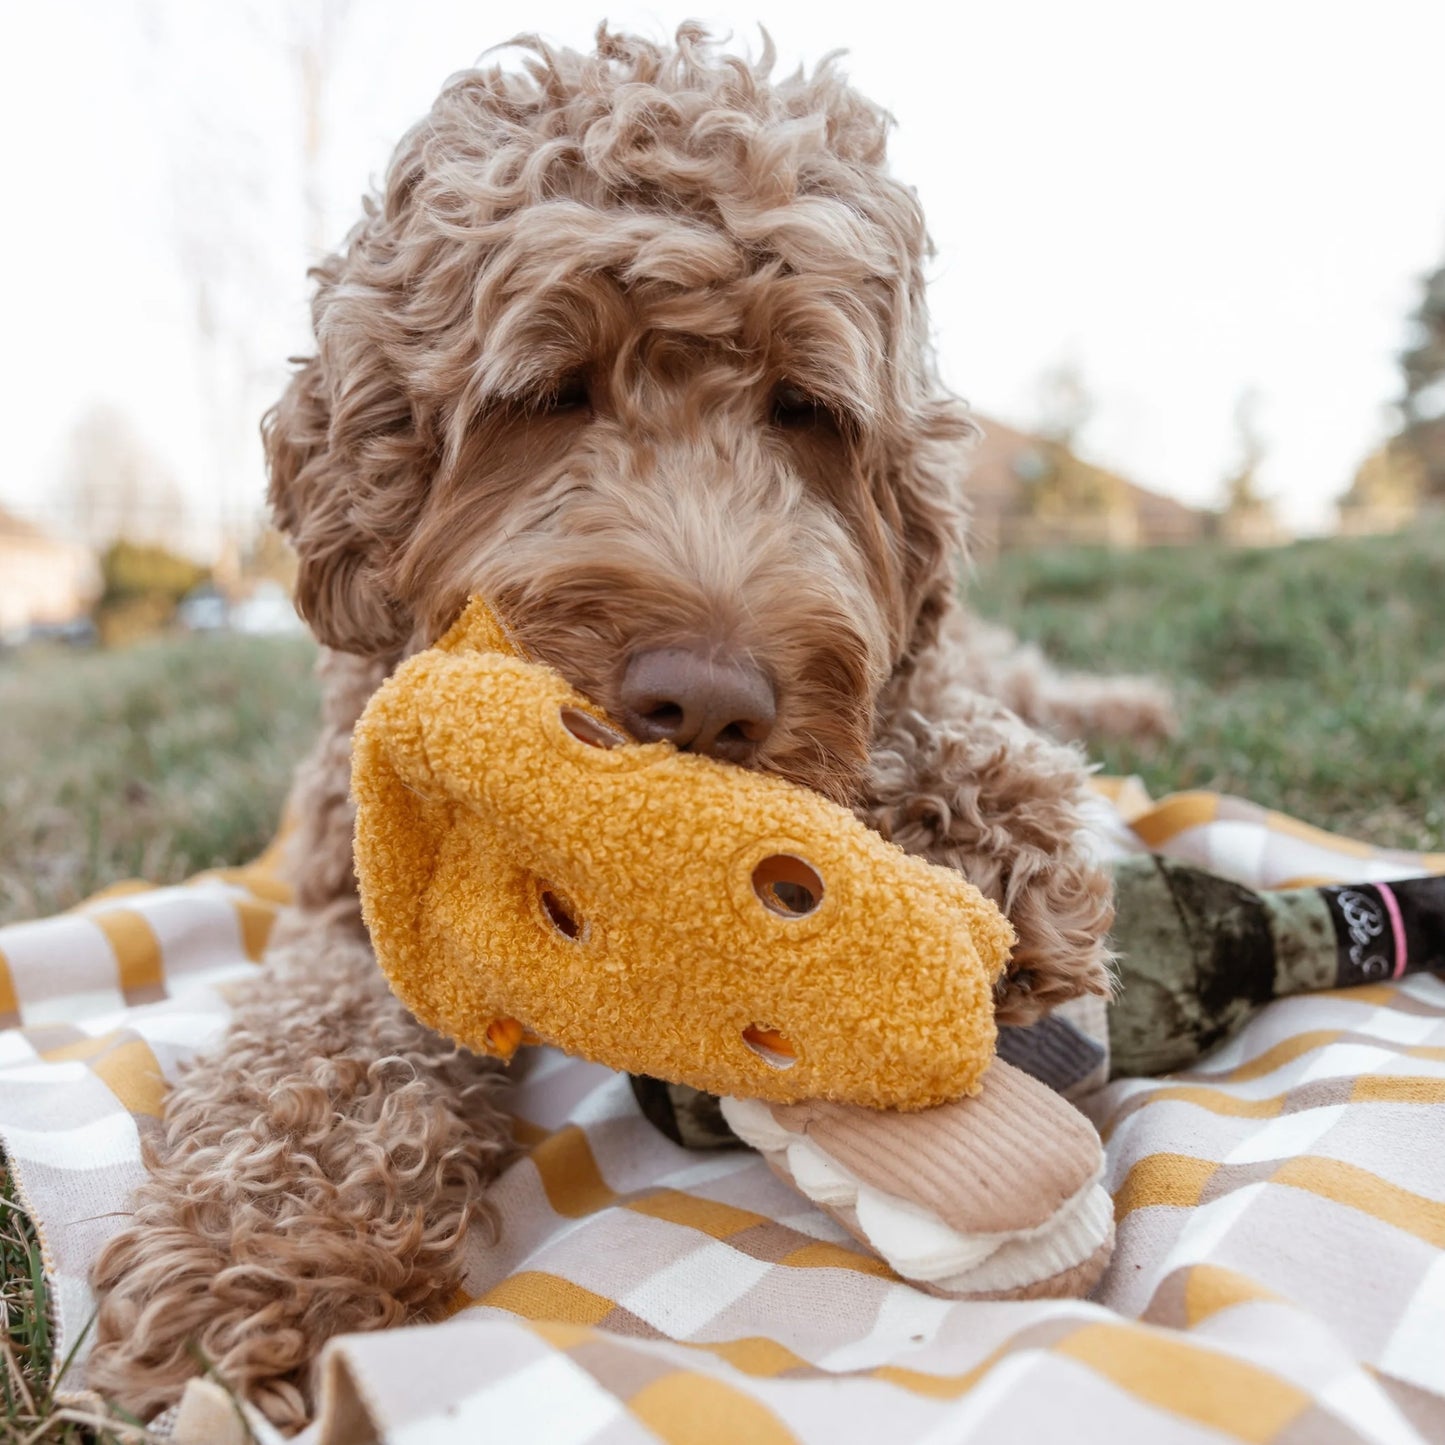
(0, 633), (320, 927)
(967, 522), (1445, 853)
(1, 523), (1442, 1439)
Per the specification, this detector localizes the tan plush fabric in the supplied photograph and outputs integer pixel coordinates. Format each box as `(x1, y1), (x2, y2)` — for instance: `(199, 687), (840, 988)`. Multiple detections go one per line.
(724, 1060), (1114, 1301)
(352, 597), (1015, 1110)
(771, 1060), (1106, 1235)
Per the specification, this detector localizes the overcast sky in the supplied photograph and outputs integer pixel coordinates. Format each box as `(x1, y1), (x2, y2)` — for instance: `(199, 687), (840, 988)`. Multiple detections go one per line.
(3, 0), (1443, 553)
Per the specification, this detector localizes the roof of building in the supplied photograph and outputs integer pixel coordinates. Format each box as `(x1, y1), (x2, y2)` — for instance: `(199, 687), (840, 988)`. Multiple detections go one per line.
(0, 502), (46, 538)
(966, 413), (1212, 528)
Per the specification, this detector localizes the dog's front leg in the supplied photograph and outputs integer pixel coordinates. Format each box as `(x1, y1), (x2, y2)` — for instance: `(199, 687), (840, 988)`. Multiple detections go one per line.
(858, 671), (1115, 1026)
(86, 911), (514, 1430)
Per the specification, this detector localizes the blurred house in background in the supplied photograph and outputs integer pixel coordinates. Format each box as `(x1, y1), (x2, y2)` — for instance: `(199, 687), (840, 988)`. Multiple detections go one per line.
(965, 416), (1213, 555)
(0, 507), (98, 642)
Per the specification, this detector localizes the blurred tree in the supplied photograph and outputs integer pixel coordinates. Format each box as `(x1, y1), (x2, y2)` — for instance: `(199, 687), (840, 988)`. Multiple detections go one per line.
(1020, 361), (1132, 540)
(137, 1), (360, 578)
(94, 539), (211, 646)
(63, 406), (190, 553)
(296, 0), (358, 254)
(100, 540), (210, 606)
(1219, 389), (1281, 546)
(1222, 389), (1267, 512)
(139, 2), (290, 576)
(1337, 439), (1425, 536)
(1398, 260), (1445, 499)
(1035, 358), (1094, 452)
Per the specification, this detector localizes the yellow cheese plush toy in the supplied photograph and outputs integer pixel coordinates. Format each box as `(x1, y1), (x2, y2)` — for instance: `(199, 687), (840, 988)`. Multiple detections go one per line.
(352, 598), (1115, 1300)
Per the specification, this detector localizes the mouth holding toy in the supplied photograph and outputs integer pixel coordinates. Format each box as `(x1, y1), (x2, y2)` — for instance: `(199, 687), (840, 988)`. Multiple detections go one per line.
(351, 597), (1016, 1111)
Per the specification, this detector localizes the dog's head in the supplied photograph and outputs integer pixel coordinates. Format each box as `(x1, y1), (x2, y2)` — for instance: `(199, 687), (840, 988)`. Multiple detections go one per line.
(266, 25), (972, 803)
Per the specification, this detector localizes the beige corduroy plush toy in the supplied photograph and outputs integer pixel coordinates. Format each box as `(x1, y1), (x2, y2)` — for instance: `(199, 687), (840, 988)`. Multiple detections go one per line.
(351, 598), (1115, 1300)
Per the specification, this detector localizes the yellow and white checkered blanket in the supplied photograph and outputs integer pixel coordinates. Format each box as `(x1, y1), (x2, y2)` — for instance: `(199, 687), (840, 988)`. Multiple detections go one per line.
(2, 791), (1444, 1444)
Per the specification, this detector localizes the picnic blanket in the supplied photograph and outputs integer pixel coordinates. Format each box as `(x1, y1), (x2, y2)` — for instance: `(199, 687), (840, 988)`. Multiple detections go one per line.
(2, 788), (1445, 1444)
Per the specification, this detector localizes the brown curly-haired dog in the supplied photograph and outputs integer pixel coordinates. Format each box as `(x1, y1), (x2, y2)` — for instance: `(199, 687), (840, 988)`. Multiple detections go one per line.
(88, 26), (1166, 1429)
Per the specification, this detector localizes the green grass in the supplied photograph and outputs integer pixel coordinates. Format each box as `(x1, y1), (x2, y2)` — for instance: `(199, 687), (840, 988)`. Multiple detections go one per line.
(0, 634), (320, 927)
(1, 1166), (151, 1443)
(967, 522), (1445, 852)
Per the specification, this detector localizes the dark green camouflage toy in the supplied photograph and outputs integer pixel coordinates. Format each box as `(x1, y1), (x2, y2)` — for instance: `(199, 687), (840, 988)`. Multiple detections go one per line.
(1107, 857), (1445, 1076)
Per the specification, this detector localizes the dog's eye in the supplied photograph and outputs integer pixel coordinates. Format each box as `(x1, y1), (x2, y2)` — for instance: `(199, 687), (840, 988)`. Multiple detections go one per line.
(771, 383), (836, 432)
(540, 374), (590, 413)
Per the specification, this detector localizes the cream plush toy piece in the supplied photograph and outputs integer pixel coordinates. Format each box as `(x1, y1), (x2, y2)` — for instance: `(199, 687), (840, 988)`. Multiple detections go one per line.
(352, 598), (1115, 1300)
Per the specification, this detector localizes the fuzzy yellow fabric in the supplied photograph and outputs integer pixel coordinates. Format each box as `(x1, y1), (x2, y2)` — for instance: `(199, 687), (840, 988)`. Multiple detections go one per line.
(352, 598), (1015, 1110)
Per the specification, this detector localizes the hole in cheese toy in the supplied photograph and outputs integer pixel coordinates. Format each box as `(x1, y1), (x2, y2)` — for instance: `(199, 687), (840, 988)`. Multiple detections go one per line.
(352, 598), (1114, 1299)
(752, 855), (824, 918)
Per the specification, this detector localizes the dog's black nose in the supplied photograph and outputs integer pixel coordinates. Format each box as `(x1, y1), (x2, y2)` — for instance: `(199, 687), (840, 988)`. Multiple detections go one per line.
(618, 648), (776, 764)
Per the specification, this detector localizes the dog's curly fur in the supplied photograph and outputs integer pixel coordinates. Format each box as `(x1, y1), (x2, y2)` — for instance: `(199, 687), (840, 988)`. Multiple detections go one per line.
(88, 26), (1166, 1429)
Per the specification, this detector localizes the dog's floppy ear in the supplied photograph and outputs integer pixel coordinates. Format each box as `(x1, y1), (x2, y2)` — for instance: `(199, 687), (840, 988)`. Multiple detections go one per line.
(263, 254), (423, 660)
(889, 396), (975, 671)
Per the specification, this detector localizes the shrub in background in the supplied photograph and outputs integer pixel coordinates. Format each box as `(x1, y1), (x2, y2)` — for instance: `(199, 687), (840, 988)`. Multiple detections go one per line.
(94, 539), (210, 647)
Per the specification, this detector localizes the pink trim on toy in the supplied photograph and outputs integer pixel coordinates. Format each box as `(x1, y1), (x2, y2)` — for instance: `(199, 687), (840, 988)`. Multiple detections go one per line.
(1377, 883), (1407, 979)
